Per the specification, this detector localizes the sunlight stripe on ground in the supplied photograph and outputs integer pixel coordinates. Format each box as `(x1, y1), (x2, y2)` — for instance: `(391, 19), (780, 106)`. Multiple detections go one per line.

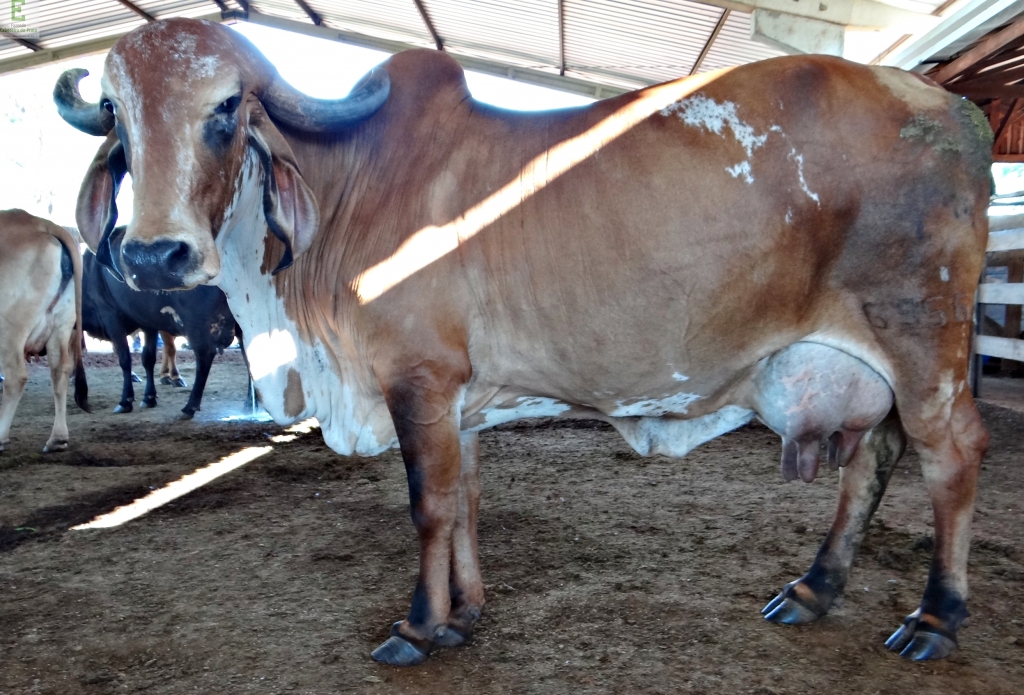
(71, 446), (273, 530)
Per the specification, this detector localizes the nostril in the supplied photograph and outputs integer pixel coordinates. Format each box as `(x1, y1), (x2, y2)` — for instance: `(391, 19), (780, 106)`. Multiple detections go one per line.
(121, 239), (201, 290)
(163, 241), (192, 272)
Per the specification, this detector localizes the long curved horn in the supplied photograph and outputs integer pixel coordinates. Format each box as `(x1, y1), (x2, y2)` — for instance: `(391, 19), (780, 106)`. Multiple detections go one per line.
(261, 66), (390, 133)
(54, 69), (114, 136)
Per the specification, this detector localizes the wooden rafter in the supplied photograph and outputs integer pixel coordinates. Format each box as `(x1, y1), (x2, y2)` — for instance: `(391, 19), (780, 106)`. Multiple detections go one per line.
(994, 98), (1021, 143)
(929, 15), (1024, 85)
(412, 0), (443, 51)
(689, 9), (729, 76)
(114, 0), (155, 22)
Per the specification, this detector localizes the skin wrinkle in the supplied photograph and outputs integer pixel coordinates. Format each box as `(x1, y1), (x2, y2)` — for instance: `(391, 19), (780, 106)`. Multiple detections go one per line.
(82, 21), (993, 660)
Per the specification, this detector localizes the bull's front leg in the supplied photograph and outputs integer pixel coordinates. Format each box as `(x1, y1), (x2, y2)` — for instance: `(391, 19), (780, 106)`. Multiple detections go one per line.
(372, 361), (472, 667)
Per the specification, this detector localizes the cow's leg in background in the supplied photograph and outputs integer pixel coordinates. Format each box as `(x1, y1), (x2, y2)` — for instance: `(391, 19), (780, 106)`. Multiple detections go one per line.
(180, 340), (215, 419)
(435, 432), (485, 648)
(41, 328), (74, 452)
(112, 330), (136, 413)
(764, 409), (906, 623)
(372, 358), (471, 666)
(140, 329), (159, 408)
(0, 333), (30, 453)
(160, 331), (186, 387)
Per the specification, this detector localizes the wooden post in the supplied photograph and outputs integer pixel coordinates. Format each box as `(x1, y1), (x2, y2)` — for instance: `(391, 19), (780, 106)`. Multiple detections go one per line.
(1002, 253), (1024, 374)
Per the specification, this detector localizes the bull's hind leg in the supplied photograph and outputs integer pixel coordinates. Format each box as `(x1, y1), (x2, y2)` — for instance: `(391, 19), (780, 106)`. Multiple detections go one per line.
(42, 331), (74, 453)
(0, 333), (29, 453)
(435, 432), (485, 648)
(764, 408), (906, 623)
(884, 384), (987, 660)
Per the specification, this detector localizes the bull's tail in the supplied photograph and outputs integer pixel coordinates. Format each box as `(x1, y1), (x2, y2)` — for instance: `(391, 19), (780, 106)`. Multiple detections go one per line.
(48, 225), (90, 412)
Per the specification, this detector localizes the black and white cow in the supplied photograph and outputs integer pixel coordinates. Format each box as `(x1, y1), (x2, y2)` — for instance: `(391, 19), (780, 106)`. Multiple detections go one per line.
(81, 227), (237, 418)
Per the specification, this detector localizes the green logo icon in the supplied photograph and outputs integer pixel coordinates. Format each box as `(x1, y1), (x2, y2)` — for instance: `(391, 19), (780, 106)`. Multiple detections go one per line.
(11, 0), (25, 22)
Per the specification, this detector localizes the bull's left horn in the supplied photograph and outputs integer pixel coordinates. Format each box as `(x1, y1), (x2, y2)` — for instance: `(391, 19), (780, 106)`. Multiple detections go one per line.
(54, 69), (114, 136)
(261, 66), (390, 133)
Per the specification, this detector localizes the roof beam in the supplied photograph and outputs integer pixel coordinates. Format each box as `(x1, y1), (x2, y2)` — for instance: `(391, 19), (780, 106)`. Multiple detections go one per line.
(697, 0), (935, 31)
(4, 35), (42, 52)
(690, 9), (729, 75)
(210, 0), (230, 11)
(292, 0), (322, 26)
(412, 0), (443, 51)
(993, 98), (1020, 143)
(930, 15), (1024, 84)
(558, 0), (565, 76)
(948, 84), (1024, 100)
(113, 0), (156, 22)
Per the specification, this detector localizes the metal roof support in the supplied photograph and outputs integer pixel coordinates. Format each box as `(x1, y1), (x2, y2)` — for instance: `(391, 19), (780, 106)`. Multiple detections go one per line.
(209, 0), (229, 12)
(4, 35), (42, 51)
(880, 0), (1019, 69)
(292, 0), (322, 26)
(114, 0), (156, 22)
(690, 9), (729, 75)
(558, 0), (566, 76)
(412, 0), (443, 51)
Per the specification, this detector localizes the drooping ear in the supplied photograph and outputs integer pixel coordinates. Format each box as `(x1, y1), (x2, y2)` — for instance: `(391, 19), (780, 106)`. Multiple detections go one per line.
(75, 131), (128, 262)
(76, 131), (118, 251)
(247, 113), (320, 275)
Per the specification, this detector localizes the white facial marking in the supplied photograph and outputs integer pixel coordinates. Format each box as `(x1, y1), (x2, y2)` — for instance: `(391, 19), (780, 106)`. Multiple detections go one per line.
(788, 148), (820, 206)
(661, 94), (774, 186)
(940, 266), (950, 282)
(246, 329), (299, 380)
(785, 208), (793, 224)
(611, 392), (702, 417)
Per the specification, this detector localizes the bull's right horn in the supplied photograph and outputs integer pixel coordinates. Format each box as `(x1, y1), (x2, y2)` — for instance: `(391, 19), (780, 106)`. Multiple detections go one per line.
(54, 69), (114, 136)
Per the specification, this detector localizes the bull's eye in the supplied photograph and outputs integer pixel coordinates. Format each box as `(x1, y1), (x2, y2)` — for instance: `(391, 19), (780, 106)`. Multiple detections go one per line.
(215, 94), (241, 115)
(101, 98), (115, 115)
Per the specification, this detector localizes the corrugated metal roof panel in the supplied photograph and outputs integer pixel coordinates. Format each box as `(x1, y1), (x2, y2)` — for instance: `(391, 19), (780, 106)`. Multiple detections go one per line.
(305, 0), (434, 46)
(0, 44), (32, 61)
(424, 0), (559, 67)
(697, 10), (785, 74)
(564, 0), (723, 87)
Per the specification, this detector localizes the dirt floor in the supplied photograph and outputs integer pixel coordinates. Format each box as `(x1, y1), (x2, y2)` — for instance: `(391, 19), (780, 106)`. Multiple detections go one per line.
(0, 350), (1021, 695)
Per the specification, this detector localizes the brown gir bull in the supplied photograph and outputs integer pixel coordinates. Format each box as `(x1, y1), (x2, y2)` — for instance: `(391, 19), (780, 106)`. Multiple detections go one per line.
(0, 209), (89, 453)
(55, 19), (992, 665)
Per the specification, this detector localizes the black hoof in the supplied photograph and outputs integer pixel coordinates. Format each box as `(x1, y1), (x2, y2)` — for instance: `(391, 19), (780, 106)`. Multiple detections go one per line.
(762, 583), (826, 625)
(42, 439), (68, 453)
(172, 377), (187, 388)
(178, 409), (196, 420)
(160, 376), (173, 385)
(141, 399), (157, 409)
(371, 636), (429, 666)
(113, 403), (133, 414)
(434, 627), (468, 648)
(885, 618), (958, 660)
(131, 373), (142, 383)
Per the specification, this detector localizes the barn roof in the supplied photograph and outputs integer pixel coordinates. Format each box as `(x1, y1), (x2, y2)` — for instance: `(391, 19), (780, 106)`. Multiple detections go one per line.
(1, 0), (1022, 98)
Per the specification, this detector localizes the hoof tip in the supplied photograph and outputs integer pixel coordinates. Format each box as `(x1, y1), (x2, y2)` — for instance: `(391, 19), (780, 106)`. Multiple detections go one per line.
(887, 625), (956, 660)
(434, 627), (468, 648)
(141, 401), (157, 409)
(763, 596), (820, 625)
(113, 404), (132, 414)
(371, 636), (429, 666)
(42, 440), (68, 453)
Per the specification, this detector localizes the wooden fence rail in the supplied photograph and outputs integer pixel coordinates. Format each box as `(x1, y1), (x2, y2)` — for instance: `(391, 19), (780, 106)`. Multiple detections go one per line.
(974, 213), (1024, 395)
